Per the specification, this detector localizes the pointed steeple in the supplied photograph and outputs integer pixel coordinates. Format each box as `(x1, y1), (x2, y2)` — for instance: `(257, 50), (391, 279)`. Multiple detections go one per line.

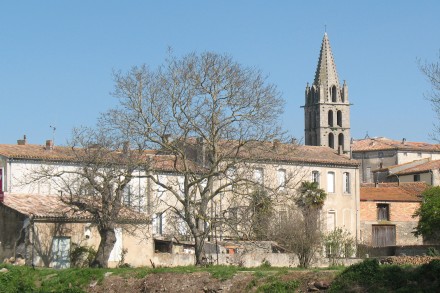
(313, 33), (340, 89)
(304, 33), (351, 152)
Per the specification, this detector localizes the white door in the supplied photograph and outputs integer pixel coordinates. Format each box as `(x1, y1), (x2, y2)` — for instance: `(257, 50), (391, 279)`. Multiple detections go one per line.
(51, 237), (71, 269)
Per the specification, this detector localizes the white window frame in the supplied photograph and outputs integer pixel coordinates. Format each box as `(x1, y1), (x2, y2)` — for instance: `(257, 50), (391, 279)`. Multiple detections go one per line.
(277, 169), (286, 190)
(327, 171), (335, 193)
(343, 172), (351, 194)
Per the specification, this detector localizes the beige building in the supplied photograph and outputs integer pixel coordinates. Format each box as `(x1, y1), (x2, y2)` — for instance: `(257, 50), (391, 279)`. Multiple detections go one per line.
(351, 137), (440, 183)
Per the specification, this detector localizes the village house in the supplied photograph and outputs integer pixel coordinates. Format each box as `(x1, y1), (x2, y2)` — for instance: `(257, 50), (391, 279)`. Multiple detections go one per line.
(359, 182), (427, 247)
(0, 193), (151, 268)
(351, 137), (440, 183)
(372, 158), (440, 186)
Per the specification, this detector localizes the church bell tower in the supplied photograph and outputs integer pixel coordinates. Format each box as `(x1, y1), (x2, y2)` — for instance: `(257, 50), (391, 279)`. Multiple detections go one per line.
(304, 33), (351, 152)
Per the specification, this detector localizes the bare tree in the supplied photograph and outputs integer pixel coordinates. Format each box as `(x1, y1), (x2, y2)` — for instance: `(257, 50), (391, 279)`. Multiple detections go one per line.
(272, 181), (327, 268)
(26, 126), (149, 268)
(108, 52), (285, 265)
(419, 52), (440, 138)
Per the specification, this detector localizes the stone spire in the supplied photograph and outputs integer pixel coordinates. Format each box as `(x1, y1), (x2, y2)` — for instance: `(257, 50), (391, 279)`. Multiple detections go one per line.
(304, 33), (351, 152)
(313, 33), (340, 91)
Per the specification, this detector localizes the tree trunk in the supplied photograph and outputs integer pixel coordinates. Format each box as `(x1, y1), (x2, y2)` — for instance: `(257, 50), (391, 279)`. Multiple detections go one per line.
(92, 227), (116, 268)
(194, 235), (206, 266)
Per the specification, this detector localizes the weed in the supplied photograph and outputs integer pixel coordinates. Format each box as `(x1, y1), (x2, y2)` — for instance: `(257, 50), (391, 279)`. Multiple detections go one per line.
(208, 265), (239, 280)
(257, 279), (299, 293)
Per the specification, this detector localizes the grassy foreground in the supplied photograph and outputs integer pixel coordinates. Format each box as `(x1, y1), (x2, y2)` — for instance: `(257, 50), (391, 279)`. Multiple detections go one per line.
(0, 264), (328, 293)
(1, 260), (440, 292)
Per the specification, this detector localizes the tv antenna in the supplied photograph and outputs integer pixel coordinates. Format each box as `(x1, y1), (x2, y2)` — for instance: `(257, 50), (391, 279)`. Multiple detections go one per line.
(50, 125), (56, 145)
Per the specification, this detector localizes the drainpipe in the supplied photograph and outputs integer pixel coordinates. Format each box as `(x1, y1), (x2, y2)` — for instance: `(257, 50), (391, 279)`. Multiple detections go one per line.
(428, 170), (434, 186)
(355, 167), (359, 249)
(30, 215), (35, 268)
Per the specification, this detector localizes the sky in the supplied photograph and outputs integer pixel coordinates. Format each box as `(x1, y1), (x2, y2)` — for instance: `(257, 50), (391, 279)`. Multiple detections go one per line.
(1, 1), (439, 146)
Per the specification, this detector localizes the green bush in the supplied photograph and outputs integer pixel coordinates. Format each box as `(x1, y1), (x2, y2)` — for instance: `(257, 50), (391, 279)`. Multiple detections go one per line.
(427, 247), (440, 257)
(330, 259), (440, 292)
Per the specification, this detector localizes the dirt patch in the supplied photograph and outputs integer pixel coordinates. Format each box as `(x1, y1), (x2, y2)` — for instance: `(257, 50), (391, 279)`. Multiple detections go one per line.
(87, 270), (339, 293)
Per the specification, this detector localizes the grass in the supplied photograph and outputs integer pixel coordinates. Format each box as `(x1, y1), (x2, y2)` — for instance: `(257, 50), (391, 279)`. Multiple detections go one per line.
(4, 260), (439, 292)
(0, 263), (300, 293)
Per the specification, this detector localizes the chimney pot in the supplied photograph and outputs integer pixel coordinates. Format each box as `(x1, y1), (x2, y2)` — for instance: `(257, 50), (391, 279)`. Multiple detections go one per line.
(17, 135), (27, 146)
(45, 140), (54, 150)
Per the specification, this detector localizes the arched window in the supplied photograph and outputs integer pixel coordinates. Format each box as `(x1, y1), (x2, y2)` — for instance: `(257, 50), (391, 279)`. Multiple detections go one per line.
(328, 110), (333, 127)
(338, 133), (344, 150)
(331, 85), (337, 102)
(328, 133), (334, 149)
(337, 111), (342, 127)
(308, 112), (312, 130)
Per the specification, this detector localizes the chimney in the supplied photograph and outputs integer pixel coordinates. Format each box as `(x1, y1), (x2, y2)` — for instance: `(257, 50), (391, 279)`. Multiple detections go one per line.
(402, 138), (406, 144)
(273, 139), (280, 150)
(45, 140), (54, 150)
(17, 135), (27, 145)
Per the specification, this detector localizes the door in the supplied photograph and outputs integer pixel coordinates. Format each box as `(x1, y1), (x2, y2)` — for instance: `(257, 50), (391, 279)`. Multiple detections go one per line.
(372, 225), (396, 247)
(51, 237), (71, 269)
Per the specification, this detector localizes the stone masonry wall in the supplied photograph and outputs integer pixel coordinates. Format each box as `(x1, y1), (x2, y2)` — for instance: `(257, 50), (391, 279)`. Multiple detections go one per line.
(360, 201), (422, 246)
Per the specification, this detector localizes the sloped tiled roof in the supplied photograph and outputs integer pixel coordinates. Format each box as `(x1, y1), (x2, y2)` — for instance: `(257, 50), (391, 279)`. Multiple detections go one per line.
(0, 144), (76, 161)
(360, 182), (427, 202)
(230, 141), (359, 166)
(352, 137), (440, 152)
(1, 193), (147, 221)
(394, 160), (440, 176)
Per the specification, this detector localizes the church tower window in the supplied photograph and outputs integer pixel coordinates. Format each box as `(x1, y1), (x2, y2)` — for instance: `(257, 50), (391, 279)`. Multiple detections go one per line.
(329, 133), (335, 149)
(328, 110), (334, 127)
(338, 133), (344, 150)
(337, 111), (342, 127)
(331, 85), (337, 102)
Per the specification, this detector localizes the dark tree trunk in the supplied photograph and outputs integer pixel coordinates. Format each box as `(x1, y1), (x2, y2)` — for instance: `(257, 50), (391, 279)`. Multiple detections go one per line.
(92, 227), (116, 268)
(194, 235), (206, 266)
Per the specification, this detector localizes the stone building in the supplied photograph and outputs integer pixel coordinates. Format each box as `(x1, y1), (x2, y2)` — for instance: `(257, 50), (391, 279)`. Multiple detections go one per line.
(304, 33), (351, 153)
(360, 182), (427, 247)
(0, 193), (150, 268)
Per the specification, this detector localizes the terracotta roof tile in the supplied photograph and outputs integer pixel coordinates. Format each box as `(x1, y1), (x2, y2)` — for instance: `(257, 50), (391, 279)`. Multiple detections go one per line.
(352, 137), (440, 152)
(1, 193), (146, 221)
(394, 160), (440, 175)
(360, 182), (427, 202)
(223, 140), (359, 166)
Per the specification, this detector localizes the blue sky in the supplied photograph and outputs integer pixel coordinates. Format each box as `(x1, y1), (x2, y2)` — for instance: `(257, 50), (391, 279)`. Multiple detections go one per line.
(1, 1), (439, 146)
